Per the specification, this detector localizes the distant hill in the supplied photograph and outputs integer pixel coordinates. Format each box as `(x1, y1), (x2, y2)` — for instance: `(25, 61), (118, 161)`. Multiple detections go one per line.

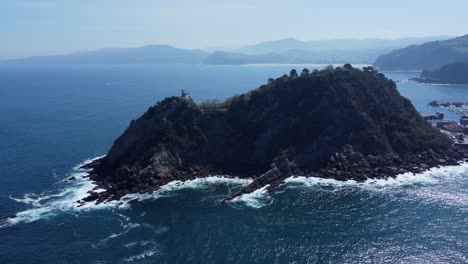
(203, 50), (334, 65)
(204, 37), (451, 65)
(238, 37), (450, 55)
(3, 45), (208, 64)
(203, 51), (259, 65)
(411, 62), (468, 84)
(2, 36), (453, 65)
(374, 35), (468, 70)
(203, 49), (383, 65)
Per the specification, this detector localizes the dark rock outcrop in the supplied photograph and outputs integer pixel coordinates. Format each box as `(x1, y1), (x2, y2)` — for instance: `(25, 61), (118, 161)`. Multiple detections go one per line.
(82, 65), (467, 203)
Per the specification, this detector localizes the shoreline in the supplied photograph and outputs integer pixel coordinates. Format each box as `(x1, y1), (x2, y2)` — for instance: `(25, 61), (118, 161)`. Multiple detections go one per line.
(82, 146), (468, 204)
(409, 78), (468, 86)
(3, 154), (468, 229)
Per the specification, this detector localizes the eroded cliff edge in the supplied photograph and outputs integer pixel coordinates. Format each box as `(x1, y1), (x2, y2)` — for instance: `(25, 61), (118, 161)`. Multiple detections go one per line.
(82, 65), (468, 203)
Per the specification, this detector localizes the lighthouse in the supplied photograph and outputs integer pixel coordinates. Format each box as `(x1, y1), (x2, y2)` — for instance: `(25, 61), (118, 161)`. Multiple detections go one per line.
(180, 89), (190, 99)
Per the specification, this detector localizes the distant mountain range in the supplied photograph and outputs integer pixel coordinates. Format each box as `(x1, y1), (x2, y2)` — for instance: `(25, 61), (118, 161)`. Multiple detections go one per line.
(1, 36), (452, 65)
(374, 35), (468, 70)
(3, 45), (208, 64)
(236, 37), (449, 55)
(203, 37), (451, 65)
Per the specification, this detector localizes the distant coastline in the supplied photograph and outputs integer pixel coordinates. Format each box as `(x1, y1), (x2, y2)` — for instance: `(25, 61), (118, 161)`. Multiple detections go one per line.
(240, 63), (372, 68)
(409, 79), (468, 86)
(2, 36), (449, 66)
(410, 62), (468, 85)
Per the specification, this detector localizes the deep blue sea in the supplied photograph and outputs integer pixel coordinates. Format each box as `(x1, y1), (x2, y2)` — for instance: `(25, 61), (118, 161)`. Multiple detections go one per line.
(0, 64), (467, 263)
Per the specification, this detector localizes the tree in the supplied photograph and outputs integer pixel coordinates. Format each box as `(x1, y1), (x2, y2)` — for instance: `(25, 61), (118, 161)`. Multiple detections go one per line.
(200, 99), (222, 109)
(301, 68), (310, 77)
(343, 63), (353, 70)
(268, 78), (274, 84)
(290, 69), (298, 78)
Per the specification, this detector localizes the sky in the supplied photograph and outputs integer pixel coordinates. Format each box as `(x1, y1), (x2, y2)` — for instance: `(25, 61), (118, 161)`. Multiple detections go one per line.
(1, 0), (468, 59)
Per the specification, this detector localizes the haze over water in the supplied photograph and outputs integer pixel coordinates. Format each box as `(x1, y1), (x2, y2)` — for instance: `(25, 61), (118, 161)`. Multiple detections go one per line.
(0, 65), (467, 263)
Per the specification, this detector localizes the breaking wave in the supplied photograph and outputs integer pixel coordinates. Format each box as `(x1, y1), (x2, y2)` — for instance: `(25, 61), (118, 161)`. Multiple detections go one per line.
(0, 157), (253, 228)
(119, 176), (253, 203)
(1, 173), (126, 228)
(285, 162), (468, 189)
(2, 157), (467, 228)
(123, 245), (161, 262)
(229, 184), (274, 209)
(229, 162), (468, 209)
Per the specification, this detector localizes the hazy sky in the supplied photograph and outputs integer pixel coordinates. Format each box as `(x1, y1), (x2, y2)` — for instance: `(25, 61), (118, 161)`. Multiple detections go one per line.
(2, 0), (468, 59)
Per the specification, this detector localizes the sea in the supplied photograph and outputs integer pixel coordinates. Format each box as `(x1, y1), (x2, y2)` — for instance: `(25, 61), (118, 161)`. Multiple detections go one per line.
(0, 64), (467, 263)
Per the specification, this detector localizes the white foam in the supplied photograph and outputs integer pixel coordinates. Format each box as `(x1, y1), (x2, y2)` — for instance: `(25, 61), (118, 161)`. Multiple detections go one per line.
(73, 155), (106, 171)
(122, 239), (161, 262)
(1, 157), (124, 228)
(119, 176), (252, 202)
(123, 241), (138, 248)
(285, 176), (359, 188)
(9, 189), (71, 207)
(95, 224), (140, 247)
(2, 156), (253, 228)
(123, 246), (161, 262)
(123, 239), (157, 249)
(4, 156), (467, 228)
(3, 174), (127, 228)
(162, 176), (252, 190)
(229, 184), (273, 209)
(285, 162), (468, 189)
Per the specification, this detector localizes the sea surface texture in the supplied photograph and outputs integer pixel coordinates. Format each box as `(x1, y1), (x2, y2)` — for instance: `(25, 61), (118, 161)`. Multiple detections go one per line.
(0, 65), (467, 263)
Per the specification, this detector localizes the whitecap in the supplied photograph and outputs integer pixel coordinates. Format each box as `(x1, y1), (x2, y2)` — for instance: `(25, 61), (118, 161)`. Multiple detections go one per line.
(5, 155), (466, 227)
(96, 228), (134, 247)
(4, 177), (123, 228)
(161, 176), (252, 191)
(123, 241), (138, 248)
(2, 157), (124, 228)
(284, 176), (359, 188)
(229, 184), (273, 209)
(2, 156), (253, 228)
(9, 189), (71, 207)
(73, 155), (106, 171)
(284, 162), (468, 190)
(123, 245), (161, 262)
(119, 176), (252, 203)
(154, 226), (169, 235)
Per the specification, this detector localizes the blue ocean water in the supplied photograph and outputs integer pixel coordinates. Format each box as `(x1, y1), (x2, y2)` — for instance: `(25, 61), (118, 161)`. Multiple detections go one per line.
(0, 64), (467, 263)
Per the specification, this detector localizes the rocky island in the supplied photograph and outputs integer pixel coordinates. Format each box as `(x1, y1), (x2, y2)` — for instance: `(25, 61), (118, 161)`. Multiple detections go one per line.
(411, 62), (468, 85)
(82, 65), (468, 204)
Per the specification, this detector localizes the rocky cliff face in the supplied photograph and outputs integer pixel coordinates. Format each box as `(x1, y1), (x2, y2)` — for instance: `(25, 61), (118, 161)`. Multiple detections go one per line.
(83, 65), (467, 203)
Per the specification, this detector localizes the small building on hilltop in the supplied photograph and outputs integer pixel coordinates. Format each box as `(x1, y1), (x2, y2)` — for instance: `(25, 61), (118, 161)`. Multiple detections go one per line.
(180, 89), (191, 100)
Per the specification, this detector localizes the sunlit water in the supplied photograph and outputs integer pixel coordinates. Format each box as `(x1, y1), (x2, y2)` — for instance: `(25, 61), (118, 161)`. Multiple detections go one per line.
(0, 65), (467, 263)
